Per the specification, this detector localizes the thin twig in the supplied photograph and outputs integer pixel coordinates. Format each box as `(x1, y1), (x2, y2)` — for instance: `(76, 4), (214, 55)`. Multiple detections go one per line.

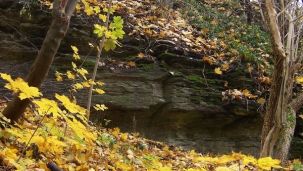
(17, 107), (51, 162)
(86, 0), (112, 119)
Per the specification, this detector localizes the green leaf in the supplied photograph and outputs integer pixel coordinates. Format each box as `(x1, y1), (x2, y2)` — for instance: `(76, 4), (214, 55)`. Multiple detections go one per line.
(110, 16), (124, 30)
(103, 39), (116, 51)
(93, 24), (107, 38)
(112, 29), (125, 39)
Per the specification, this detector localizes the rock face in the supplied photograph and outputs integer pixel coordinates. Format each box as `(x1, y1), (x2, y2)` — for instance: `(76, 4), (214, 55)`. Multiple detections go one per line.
(90, 56), (262, 156)
(0, 0), (302, 157)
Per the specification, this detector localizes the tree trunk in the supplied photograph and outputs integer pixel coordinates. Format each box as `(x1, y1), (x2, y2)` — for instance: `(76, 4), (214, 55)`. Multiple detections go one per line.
(3, 0), (78, 122)
(260, 56), (295, 163)
(240, 0), (253, 24)
(260, 0), (300, 163)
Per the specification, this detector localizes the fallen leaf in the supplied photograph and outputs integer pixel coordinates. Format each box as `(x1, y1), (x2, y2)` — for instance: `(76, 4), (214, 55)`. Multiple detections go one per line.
(214, 67), (222, 75)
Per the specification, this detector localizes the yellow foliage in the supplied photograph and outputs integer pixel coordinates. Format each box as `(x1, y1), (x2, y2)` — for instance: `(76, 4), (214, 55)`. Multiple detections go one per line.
(296, 76), (303, 85)
(215, 166), (233, 171)
(55, 94), (86, 115)
(0, 73), (42, 100)
(76, 68), (89, 79)
(66, 70), (76, 80)
(94, 88), (105, 94)
(66, 116), (97, 143)
(55, 71), (63, 81)
(93, 104), (108, 111)
(33, 98), (61, 118)
(214, 67), (222, 75)
(257, 157), (281, 170)
(242, 89), (257, 99)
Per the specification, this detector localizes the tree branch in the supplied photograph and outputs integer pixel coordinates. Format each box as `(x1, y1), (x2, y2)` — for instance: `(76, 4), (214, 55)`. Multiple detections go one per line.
(265, 0), (286, 58)
(65, 0), (79, 17)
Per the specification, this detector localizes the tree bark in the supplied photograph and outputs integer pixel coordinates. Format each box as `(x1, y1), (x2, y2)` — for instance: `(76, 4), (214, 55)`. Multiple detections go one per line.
(260, 0), (299, 163)
(240, 0), (253, 24)
(3, 0), (78, 122)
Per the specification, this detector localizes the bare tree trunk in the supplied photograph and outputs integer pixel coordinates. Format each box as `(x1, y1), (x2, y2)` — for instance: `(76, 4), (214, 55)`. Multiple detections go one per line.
(240, 0), (253, 24)
(260, 0), (302, 163)
(3, 0), (78, 122)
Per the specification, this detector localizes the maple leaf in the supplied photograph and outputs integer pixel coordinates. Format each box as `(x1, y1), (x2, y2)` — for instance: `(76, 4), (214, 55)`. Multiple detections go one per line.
(93, 88), (105, 94)
(55, 94), (86, 115)
(137, 52), (145, 58)
(73, 83), (84, 90)
(72, 62), (77, 69)
(55, 71), (63, 82)
(71, 45), (79, 54)
(0, 73), (13, 82)
(214, 67), (222, 75)
(104, 39), (116, 51)
(0, 75), (42, 100)
(93, 24), (107, 37)
(33, 98), (61, 118)
(242, 89), (257, 99)
(99, 14), (107, 22)
(73, 53), (81, 60)
(296, 76), (303, 85)
(110, 16), (124, 29)
(93, 104), (108, 111)
(76, 68), (88, 79)
(66, 71), (76, 80)
(112, 29), (125, 39)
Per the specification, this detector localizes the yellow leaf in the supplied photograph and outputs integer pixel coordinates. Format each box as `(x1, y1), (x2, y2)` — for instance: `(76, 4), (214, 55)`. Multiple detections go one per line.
(73, 53), (81, 60)
(93, 88), (105, 94)
(115, 161), (132, 171)
(0, 73), (13, 82)
(55, 94), (86, 115)
(215, 167), (233, 171)
(33, 98), (61, 118)
(296, 76), (303, 85)
(137, 52), (145, 58)
(76, 68), (88, 79)
(128, 61), (136, 67)
(96, 81), (105, 86)
(72, 62), (77, 69)
(1, 76), (42, 100)
(93, 104), (108, 111)
(71, 45), (79, 54)
(202, 56), (215, 65)
(159, 166), (172, 171)
(99, 14), (107, 22)
(257, 98), (266, 105)
(73, 83), (84, 90)
(242, 89), (257, 99)
(93, 6), (100, 13)
(257, 157), (281, 170)
(214, 67), (222, 75)
(221, 63), (229, 71)
(120, 133), (128, 141)
(66, 71), (76, 80)
(55, 71), (63, 82)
